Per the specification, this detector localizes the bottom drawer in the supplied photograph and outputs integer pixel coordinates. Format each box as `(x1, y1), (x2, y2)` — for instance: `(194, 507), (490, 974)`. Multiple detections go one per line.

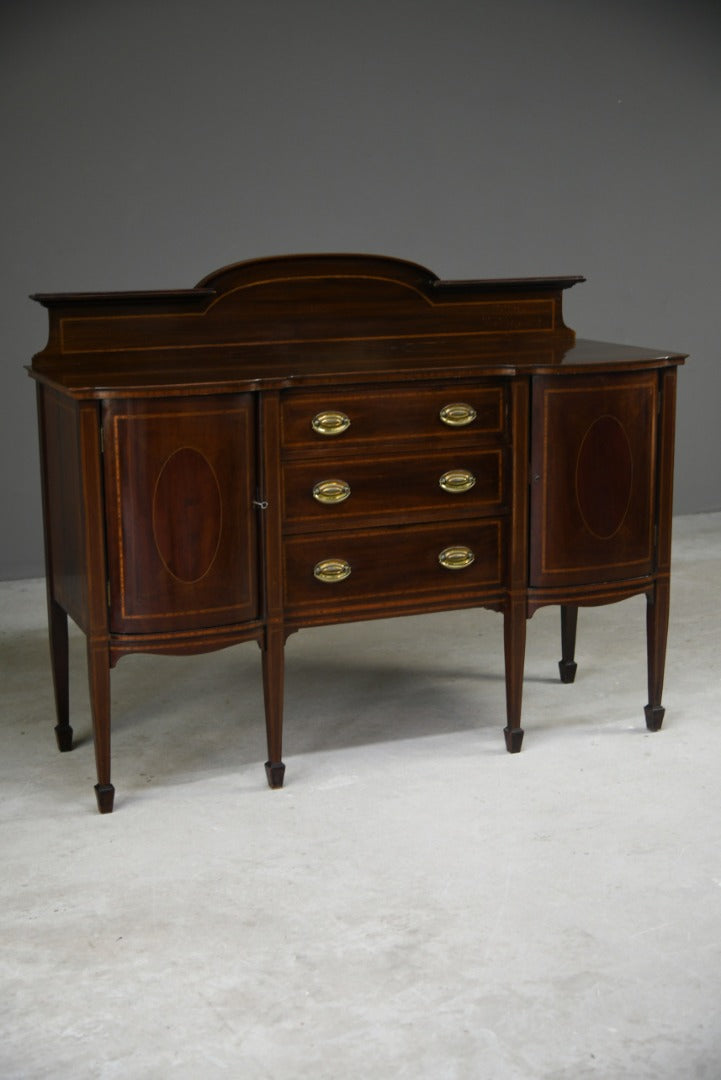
(284, 520), (505, 616)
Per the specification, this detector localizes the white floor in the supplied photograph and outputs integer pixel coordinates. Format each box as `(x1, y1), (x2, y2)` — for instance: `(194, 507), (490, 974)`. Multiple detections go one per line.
(1, 512), (720, 1080)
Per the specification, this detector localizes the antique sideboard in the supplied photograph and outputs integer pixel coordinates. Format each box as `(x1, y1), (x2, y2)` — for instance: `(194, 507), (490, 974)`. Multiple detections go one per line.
(29, 254), (685, 812)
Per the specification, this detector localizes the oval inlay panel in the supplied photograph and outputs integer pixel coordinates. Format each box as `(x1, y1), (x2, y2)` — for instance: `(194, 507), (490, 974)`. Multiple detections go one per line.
(575, 415), (633, 540)
(153, 448), (222, 582)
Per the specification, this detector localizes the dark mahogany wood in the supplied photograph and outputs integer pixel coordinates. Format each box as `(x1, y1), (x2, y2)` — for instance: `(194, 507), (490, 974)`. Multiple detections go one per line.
(529, 372), (658, 589)
(283, 520), (505, 616)
(262, 624), (286, 789)
(103, 395), (257, 633)
(282, 445), (506, 532)
(48, 598), (72, 751)
(28, 254), (685, 810)
(559, 605), (579, 684)
(503, 379), (531, 754)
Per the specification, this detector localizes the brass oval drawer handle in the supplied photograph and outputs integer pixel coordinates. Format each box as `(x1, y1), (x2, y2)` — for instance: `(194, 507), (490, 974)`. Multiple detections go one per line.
(312, 479), (351, 505)
(439, 469), (476, 494)
(439, 402), (477, 427)
(312, 410), (351, 436)
(314, 558), (352, 583)
(438, 545), (475, 570)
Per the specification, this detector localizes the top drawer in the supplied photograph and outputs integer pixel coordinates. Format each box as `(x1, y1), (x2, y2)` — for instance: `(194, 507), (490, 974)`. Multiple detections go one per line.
(281, 383), (506, 451)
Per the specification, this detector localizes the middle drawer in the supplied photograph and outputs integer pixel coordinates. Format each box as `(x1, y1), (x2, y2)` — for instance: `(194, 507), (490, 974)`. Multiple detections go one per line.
(282, 447), (505, 532)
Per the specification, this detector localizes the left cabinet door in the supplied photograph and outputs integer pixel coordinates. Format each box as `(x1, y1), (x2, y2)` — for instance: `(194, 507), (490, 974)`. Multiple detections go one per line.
(103, 395), (258, 633)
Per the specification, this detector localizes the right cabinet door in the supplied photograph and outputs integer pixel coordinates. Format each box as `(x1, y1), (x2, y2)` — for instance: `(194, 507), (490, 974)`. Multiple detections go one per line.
(529, 371), (658, 588)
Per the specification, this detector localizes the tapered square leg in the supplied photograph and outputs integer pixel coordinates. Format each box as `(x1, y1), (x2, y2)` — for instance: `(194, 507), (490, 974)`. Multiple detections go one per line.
(94, 783), (115, 813)
(262, 624), (286, 788)
(645, 580), (670, 732)
(48, 598), (73, 752)
(558, 604), (578, 684)
(87, 638), (113, 813)
(503, 598), (527, 753)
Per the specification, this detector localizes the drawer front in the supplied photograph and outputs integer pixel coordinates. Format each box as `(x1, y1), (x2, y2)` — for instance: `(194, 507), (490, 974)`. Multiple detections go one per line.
(281, 383), (506, 451)
(283, 448), (505, 530)
(284, 520), (505, 615)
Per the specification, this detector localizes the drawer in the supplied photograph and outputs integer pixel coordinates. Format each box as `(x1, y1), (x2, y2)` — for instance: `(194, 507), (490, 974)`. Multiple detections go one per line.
(284, 520), (505, 615)
(281, 383), (506, 452)
(283, 448), (505, 531)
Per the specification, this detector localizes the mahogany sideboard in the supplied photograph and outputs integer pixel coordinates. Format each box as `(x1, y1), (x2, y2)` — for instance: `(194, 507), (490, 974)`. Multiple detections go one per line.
(29, 254), (686, 812)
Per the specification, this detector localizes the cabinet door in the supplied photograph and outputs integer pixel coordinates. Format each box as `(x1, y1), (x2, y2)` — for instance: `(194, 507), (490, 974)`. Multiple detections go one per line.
(104, 395), (257, 633)
(529, 372), (657, 588)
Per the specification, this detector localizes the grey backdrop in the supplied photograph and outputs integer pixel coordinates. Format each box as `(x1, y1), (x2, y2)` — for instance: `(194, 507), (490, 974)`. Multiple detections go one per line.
(1, 0), (719, 579)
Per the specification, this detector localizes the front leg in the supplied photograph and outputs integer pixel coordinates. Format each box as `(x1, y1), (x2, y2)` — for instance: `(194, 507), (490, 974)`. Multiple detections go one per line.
(262, 624), (286, 788)
(503, 597), (527, 753)
(558, 604), (579, 684)
(87, 637), (114, 813)
(645, 579), (670, 732)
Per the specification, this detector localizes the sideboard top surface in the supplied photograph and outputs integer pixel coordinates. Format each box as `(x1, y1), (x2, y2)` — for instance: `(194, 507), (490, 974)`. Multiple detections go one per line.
(29, 254), (686, 397)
